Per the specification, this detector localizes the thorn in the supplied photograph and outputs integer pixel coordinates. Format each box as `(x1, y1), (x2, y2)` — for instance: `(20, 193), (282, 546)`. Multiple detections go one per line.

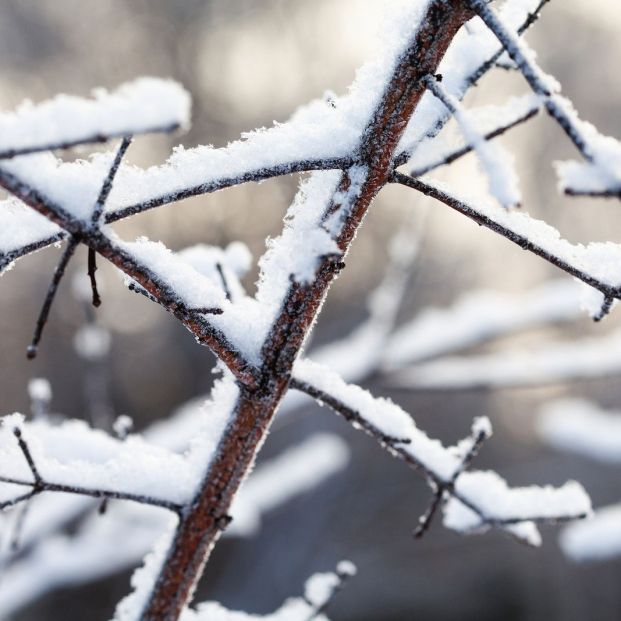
(88, 248), (102, 308)
(215, 262), (232, 302)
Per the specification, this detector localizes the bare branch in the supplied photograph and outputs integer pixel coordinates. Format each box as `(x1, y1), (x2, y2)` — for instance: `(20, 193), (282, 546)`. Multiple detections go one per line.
(27, 237), (79, 360)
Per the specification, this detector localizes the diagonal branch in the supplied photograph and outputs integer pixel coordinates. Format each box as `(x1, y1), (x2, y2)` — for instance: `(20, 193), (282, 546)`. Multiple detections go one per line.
(0, 168), (260, 386)
(392, 172), (621, 306)
(409, 98), (539, 177)
(139, 4), (477, 618)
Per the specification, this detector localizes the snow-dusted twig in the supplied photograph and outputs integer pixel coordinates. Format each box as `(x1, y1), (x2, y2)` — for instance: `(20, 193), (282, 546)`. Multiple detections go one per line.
(1, 427), (183, 513)
(409, 95), (540, 178)
(422, 73), (521, 207)
(467, 0), (621, 199)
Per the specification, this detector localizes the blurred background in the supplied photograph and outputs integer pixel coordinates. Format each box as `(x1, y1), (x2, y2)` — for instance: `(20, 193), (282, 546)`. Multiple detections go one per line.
(1, 0), (621, 619)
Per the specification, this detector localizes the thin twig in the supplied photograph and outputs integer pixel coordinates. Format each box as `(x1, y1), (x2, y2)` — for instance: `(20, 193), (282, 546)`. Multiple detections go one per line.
(27, 237), (79, 359)
(91, 136), (133, 224)
(410, 103), (538, 177)
(216, 263), (232, 302)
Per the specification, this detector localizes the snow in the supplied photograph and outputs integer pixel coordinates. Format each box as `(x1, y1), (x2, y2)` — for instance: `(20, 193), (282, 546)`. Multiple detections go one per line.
(0, 413), (196, 505)
(0, 432), (348, 618)
(113, 517), (178, 621)
(561, 504), (621, 562)
(256, 170), (341, 312)
(383, 279), (583, 368)
(120, 237), (229, 310)
(444, 473), (590, 545)
(177, 562), (354, 621)
(468, 0), (621, 196)
(398, 0), (546, 158)
(293, 358), (590, 545)
(0, 198), (63, 272)
(0, 77), (190, 156)
(408, 94), (541, 176)
(179, 242), (252, 302)
(391, 329), (621, 390)
(539, 399), (621, 464)
(294, 358), (463, 480)
(423, 77), (521, 207)
(554, 93), (621, 195)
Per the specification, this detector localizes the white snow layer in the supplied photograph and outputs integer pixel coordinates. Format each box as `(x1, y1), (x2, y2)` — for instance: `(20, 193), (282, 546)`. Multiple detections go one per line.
(391, 329), (621, 390)
(539, 399), (621, 464)
(383, 279), (583, 368)
(0, 77), (190, 155)
(561, 504), (621, 562)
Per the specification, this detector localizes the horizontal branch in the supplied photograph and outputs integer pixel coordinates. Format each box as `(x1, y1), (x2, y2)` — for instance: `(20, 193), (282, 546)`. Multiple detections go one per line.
(106, 156), (352, 223)
(0, 474), (182, 513)
(0, 78), (190, 159)
(0, 427), (183, 513)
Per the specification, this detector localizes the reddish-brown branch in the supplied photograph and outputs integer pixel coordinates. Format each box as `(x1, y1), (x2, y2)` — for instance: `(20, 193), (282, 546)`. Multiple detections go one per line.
(0, 171), (260, 387)
(141, 3), (474, 619)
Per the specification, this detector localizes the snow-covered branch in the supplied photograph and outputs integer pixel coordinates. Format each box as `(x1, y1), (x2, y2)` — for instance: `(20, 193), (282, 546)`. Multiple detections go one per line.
(538, 400), (621, 563)
(0, 78), (189, 159)
(393, 173), (621, 319)
(291, 359), (591, 546)
(466, 0), (621, 199)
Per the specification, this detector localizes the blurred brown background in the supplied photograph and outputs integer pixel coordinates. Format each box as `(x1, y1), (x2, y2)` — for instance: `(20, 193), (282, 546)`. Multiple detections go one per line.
(1, 1), (621, 619)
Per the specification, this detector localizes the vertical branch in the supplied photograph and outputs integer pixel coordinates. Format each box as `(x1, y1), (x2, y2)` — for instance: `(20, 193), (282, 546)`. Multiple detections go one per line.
(88, 136), (133, 307)
(140, 3), (474, 619)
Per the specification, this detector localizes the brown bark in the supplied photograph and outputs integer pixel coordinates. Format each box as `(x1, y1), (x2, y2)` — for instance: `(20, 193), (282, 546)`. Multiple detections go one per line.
(142, 2), (473, 619)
